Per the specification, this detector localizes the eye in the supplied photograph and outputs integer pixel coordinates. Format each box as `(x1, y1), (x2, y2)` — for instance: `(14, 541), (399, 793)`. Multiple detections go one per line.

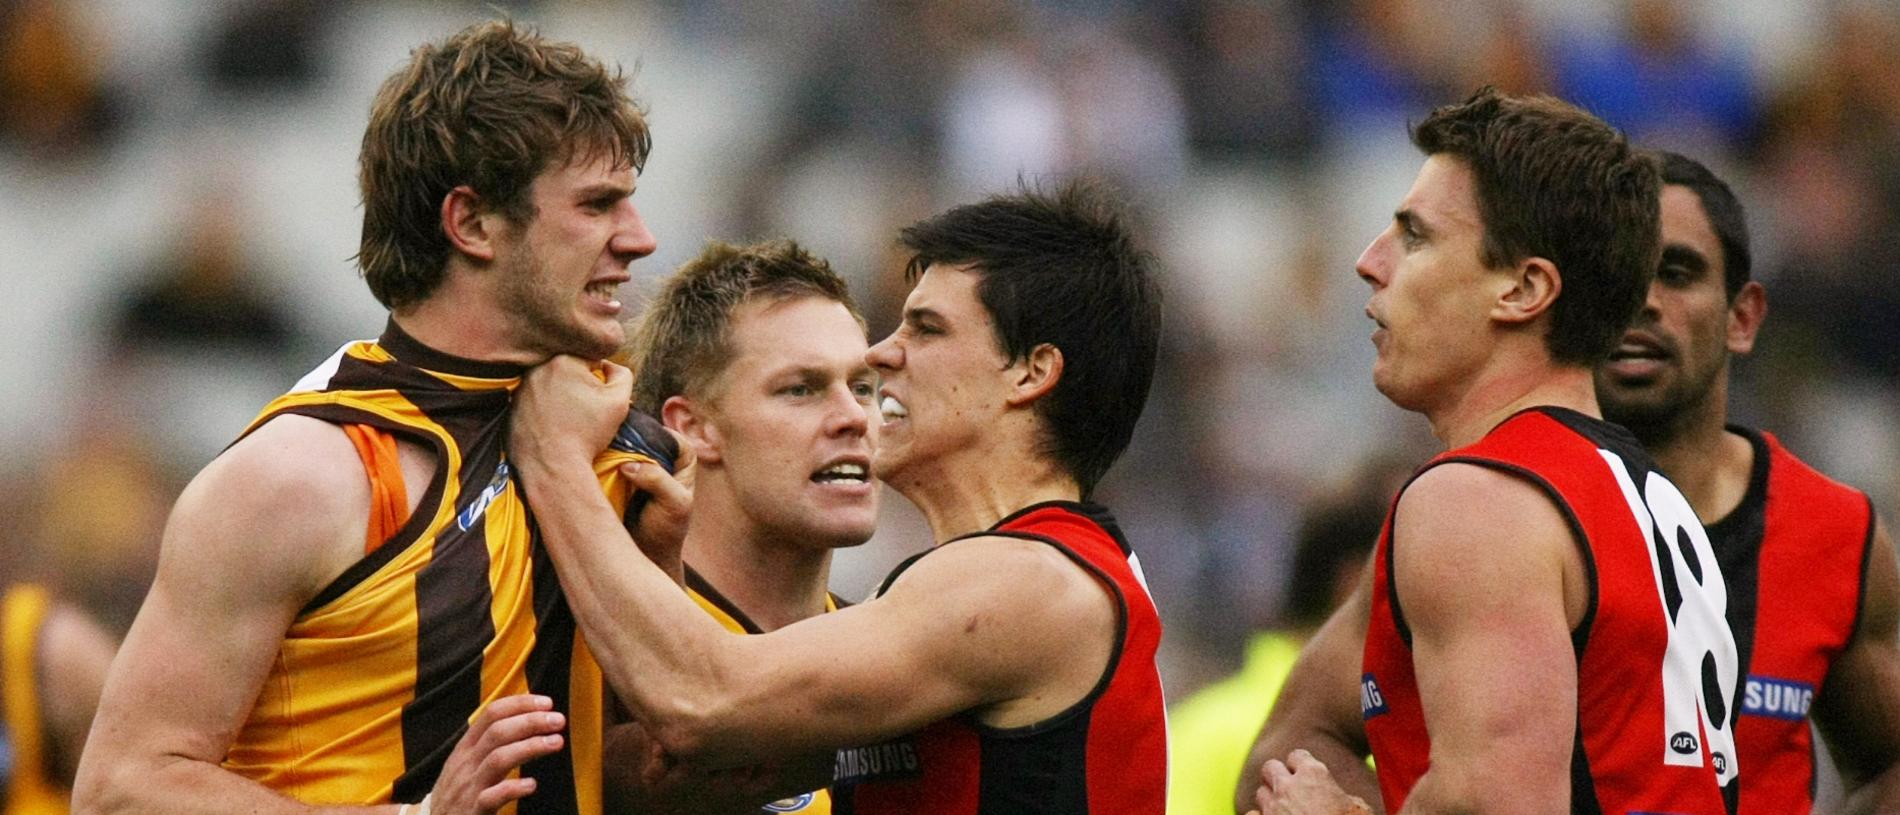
(1657, 263), (1693, 287)
(778, 383), (813, 398)
(851, 379), (876, 402)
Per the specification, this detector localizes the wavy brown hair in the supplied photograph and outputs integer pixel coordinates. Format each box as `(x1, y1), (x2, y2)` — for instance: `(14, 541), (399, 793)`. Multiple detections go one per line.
(356, 19), (650, 310)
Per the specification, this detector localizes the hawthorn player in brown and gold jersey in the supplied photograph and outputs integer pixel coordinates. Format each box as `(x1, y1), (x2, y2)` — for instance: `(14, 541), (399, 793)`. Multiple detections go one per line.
(1, 585), (114, 815)
(76, 19), (663, 815)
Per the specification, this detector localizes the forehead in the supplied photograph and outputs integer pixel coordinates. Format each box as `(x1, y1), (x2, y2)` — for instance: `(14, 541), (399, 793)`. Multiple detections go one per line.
(533, 152), (635, 195)
(1660, 185), (1724, 270)
(1402, 154), (1484, 233)
(905, 264), (988, 318)
(725, 296), (869, 373)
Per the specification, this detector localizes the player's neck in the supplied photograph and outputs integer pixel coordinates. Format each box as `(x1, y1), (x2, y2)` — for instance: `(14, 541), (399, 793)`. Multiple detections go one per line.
(1428, 359), (1599, 449)
(682, 487), (834, 631)
(1630, 382), (1752, 526)
(896, 440), (1080, 543)
(391, 275), (543, 367)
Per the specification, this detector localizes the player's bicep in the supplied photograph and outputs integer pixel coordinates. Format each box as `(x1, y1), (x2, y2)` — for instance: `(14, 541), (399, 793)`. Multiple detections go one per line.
(1394, 465), (1578, 806)
(87, 421), (363, 766)
(725, 538), (1107, 752)
(1815, 515), (1900, 785)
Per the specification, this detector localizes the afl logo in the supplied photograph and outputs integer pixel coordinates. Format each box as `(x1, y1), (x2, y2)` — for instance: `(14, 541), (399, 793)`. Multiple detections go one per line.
(1670, 731), (1699, 755)
(1712, 752), (1728, 774)
(762, 793), (815, 812)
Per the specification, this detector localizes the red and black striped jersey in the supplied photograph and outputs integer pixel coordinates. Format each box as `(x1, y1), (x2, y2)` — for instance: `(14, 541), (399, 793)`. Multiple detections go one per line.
(1363, 407), (1735, 814)
(831, 502), (1167, 815)
(1709, 427), (1874, 814)
(221, 321), (664, 814)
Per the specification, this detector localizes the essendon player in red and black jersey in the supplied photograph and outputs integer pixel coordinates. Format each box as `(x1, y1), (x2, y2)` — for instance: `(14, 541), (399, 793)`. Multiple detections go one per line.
(1241, 90), (1735, 815)
(1597, 152), (1900, 813)
(510, 183), (1168, 814)
(832, 502), (1165, 814)
(1363, 407), (1736, 814)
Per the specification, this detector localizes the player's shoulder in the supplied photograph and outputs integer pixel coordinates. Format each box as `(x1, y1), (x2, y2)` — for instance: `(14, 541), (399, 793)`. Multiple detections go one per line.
(888, 534), (1106, 611)
(1396, 462), (1572, 554)
(172, 414), (368, 567)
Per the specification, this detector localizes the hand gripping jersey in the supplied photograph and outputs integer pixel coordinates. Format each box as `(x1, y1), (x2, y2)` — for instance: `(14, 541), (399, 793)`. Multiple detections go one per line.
(1708, 428), (1875, 814)
(684, 567), (844, 815)
(1363, 407), (1736, 814)
(2, 585), (66, 815)
(830, 501), (1167, 815)
(219, 323), (670, 813)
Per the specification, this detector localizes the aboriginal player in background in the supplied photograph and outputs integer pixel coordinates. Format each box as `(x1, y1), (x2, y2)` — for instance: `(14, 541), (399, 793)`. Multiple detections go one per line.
(0, 584), (114, 814)
(1243, 88), (1736, 815)
(606, 238), (878, 813)
(75, 20), (675, 815)
(507, 181), (1170, 814)
(1237, 149), (1900, 815)
(1594, 151), (1900, 814)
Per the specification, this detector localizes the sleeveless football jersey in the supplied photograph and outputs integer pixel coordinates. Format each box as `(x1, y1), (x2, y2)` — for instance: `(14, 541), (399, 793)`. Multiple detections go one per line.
(683, 566), (842, 815)
(220, 322), (670, 813)
(1363, 407), (1736, 814)
(2, 585), (66, 815)
(831, 501), (1167, 815)
(1709, 428), (1874, 814)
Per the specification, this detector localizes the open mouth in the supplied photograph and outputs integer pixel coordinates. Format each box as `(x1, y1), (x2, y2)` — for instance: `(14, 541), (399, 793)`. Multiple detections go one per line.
(812, 460), (870, 485)
(1607, 333), (1670, 364)
(879, 394), (908, 423)
(584, 279), (624, 309)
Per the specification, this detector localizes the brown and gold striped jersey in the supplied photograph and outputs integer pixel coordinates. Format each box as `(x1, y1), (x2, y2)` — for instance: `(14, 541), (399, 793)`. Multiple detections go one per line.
(221, 322), (665, 814)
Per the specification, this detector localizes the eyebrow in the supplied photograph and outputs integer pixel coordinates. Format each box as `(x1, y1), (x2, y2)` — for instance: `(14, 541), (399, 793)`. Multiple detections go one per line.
(1660, 244), (1711, 274)
(903, 306), (945, 326)
(1394, 208), (1430, 236)
(574, 183), (634, 201)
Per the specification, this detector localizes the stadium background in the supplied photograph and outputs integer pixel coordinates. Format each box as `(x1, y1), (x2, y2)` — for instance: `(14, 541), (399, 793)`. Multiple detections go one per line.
(0, 0), (1895, 703)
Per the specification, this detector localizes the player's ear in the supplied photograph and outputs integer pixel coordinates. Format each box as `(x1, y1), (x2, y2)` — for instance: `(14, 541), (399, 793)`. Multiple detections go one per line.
(1726, 280), (1766, 355)
(1004, 342), (1063, 408)
(661, 395), (722, 466)
(442, 186), (505, 263)
(1492, 256), (1562, 326)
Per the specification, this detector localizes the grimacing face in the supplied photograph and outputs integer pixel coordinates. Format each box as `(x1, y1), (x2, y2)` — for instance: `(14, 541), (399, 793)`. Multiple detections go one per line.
(696, 296), (878, 549)
(496, 153), (656, 360)
(866, 265), (1017, 493)
(1596, 184), (1753, 434)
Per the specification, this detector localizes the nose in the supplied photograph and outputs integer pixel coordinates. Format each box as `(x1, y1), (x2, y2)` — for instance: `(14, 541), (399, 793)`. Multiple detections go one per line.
(1354, 231), (1388, 289)
(827, 383), (871, 438)
(611, 200), (658, 262)
(1638, 276), (1664, 319)
(866, 331), (902, 373)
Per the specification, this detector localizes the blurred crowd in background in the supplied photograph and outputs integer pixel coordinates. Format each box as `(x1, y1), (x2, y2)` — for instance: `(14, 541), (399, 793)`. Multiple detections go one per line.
(2, 0), (1897, 697)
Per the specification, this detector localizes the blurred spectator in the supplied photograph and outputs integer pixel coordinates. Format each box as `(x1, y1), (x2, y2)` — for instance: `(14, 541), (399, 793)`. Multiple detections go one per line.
(0, 0), (126, 162)
(200, 0), (342, 94)
(1164, 456), (1410, 815)
(1552, 0), (1759, 148)
(1174, 0), (1319, 165)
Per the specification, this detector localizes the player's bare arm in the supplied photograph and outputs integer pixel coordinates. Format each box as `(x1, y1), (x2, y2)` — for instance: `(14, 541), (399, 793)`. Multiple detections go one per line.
(1385, 464), (1583, 815)
(73, 416), (566, 815)
(602, 711), (831, 815)
(37, 601), (117, 788)
(1818, 516), (1900, 815)
(1238, 575), (1382, 814)
(511, 356), (1117, 766)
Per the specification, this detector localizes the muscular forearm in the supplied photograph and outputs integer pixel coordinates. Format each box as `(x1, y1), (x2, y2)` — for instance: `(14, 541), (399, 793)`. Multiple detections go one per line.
(75, 752), (402, 815)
